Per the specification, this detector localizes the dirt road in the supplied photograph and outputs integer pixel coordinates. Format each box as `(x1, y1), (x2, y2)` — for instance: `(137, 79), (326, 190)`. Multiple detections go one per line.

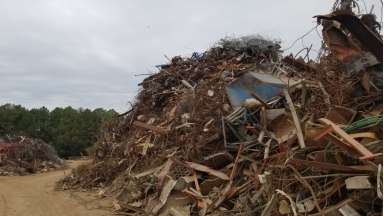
(0, 160), (111, 216)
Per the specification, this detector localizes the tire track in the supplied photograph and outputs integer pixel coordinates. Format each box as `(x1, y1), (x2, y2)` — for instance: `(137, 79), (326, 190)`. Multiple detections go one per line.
(0, 193), (7, 216)
(0, 160), (110, 216)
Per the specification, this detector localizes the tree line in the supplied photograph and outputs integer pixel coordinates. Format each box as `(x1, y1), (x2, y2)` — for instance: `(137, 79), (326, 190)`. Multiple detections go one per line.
(0, 104), (117, 157)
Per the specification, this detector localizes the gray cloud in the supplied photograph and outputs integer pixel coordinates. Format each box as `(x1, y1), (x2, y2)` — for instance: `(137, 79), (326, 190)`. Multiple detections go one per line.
(0, 0), (380, 112)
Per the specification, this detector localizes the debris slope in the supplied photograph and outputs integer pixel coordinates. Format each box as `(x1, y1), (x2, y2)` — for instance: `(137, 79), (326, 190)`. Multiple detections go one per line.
(0, 136), (64, 176)
(60, 3), (383, 216)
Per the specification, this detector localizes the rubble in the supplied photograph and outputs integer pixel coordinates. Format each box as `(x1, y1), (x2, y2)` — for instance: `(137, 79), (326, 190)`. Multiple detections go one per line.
(0, 136), (64, 175)
(59, 2), (382, 215)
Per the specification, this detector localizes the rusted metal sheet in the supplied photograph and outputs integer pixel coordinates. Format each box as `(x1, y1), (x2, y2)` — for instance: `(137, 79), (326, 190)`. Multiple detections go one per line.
(316, 13), (383, 61)
(321, 24), (362, 63)
(325, 105), (357, 125)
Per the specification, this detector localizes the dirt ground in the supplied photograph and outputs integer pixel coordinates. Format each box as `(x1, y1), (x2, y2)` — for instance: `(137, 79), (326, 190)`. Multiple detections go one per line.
(0, 160), (111, 216)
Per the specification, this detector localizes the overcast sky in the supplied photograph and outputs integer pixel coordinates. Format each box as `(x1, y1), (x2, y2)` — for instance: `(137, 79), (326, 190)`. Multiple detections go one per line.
(0, 0), (381, 112)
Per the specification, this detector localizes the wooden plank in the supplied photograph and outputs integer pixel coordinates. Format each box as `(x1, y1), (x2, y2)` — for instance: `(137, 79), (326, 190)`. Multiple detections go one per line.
(284, 89), (306, 149)
(318, 118), (374, 159)
(349, 132), (377, 139)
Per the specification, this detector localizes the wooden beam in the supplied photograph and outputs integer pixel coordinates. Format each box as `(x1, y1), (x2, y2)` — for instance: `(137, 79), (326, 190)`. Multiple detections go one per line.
(284, 89), (306, 149)
(318, 118), (374, 159)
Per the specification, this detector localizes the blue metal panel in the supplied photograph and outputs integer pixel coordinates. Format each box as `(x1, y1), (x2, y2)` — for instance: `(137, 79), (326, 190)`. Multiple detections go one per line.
(226, 72), (286, 107)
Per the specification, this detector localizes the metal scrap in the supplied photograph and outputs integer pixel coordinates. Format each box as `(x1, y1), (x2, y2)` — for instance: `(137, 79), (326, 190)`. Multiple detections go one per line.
(58, 3), (383, 215)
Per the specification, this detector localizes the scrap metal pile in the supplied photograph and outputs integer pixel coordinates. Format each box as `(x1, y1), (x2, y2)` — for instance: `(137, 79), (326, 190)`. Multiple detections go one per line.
(0, 136), (64, 175)
(60, 3), (383, 216)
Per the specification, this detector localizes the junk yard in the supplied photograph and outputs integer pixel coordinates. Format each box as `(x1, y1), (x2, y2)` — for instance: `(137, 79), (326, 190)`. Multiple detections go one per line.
(57, 1), (383, 216)
(0, 0), (383, 216)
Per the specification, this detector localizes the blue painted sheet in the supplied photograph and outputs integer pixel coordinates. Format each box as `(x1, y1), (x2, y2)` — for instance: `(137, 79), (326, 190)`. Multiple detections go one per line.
(226, 72), (286, 107)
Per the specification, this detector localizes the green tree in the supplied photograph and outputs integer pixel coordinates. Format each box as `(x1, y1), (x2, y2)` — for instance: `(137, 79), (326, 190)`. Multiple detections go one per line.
(0, 104), (117, 158)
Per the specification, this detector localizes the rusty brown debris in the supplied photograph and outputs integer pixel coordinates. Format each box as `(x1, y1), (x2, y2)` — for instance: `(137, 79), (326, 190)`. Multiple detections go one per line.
(58, 2), (383, 216)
